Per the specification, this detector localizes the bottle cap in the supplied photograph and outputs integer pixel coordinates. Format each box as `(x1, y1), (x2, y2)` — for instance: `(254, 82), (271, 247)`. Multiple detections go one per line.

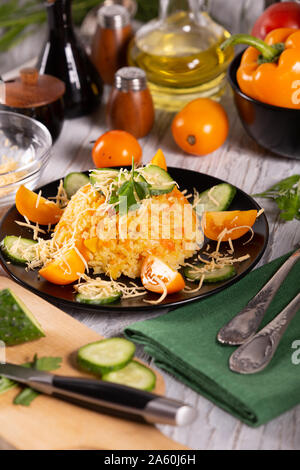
(97, 4), (130, 29)
(114, 67), (147, 92)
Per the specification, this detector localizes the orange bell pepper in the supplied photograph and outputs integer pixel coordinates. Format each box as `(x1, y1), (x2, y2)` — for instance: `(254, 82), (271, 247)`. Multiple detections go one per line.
(222, 28), (300, 109)
(16, 185), (63, 225)
(203, 210), (258, 241)
(141, 255), (185, 294)
(39, 248), (86, 285)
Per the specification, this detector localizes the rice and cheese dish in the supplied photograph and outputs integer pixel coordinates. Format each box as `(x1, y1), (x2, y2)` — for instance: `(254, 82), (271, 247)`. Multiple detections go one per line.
(47, 172), (201, 280)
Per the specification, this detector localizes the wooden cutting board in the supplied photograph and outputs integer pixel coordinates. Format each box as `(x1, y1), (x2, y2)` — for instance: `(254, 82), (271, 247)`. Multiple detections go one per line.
(0, 276), (188, 450)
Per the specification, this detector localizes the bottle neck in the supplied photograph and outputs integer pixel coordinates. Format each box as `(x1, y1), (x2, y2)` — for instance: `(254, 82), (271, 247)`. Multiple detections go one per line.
(159, 0), (209, 21)
(46, 0), (73, 33)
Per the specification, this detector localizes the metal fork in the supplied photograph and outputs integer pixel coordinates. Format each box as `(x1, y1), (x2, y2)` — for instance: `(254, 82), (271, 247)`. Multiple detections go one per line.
(217, 247), (300, 345)
(229, 292), (300, 374)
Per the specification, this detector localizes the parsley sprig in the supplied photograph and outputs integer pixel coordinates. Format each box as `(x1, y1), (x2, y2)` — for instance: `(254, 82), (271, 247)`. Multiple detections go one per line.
(0, 354), (62, 406)
(253, 175), (300, 221)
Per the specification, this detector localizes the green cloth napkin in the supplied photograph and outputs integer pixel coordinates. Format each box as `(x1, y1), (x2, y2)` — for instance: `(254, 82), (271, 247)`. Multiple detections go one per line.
(125, 252), (300, 427)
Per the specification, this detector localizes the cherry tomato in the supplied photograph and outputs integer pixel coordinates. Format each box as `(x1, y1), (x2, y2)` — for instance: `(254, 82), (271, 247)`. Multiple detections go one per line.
(150, 148), (167, 170)
(15, 185), (63, 225)
(172, 98), (229, 156)
(203, 210), (258, 241)
(141, 255), (185, 294)
(39, 248), (85, 285)
(92, 130), (142, 167)
(252, 2), (300, 39)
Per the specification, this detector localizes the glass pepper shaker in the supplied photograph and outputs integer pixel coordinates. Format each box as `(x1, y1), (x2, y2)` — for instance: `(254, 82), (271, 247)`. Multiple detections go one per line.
(91, 5), (133, 85)
(106, 67), (155, 138)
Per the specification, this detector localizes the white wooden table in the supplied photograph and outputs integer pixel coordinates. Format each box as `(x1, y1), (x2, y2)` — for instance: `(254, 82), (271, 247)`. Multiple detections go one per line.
(1, 78), (300, 449)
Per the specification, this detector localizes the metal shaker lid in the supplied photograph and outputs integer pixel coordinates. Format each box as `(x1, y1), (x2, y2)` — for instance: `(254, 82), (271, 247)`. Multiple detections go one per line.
(114, 67), (148, 92)
(97, 4), (130, 29)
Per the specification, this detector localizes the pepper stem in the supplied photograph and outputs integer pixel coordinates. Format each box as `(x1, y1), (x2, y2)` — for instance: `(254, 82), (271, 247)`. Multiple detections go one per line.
(221, 33), (283, 62)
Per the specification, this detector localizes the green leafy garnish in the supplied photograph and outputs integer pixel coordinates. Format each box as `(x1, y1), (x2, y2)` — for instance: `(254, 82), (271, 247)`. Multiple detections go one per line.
(13, 387), (39, 406)
(0, 354), (62, 406)
(253, 175), (300, 221)
(112, 159), (150, 215)
(0, 376), (15, 395)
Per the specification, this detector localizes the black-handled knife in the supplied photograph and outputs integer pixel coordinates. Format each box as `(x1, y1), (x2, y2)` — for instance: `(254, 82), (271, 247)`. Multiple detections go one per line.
(0, 363), (197, 426)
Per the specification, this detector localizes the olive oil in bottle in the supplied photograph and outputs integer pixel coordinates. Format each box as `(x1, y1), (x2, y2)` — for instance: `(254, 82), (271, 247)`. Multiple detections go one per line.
(128, 2), (233, 111)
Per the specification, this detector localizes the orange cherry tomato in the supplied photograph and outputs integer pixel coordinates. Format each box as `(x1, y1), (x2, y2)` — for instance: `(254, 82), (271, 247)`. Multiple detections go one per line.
(150, 148), (167, 170)
(39, 248), (85, 285)
(172, 98), (229, 156)
(141, 255), (185, 294)
(92, 130), (142, 167)
(203, 210), (258, 241)
(15, 185), (63, 225)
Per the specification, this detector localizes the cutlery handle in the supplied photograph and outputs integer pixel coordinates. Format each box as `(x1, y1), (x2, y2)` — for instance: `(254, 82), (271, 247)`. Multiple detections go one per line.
(229, 292), (300, 374)
(51, 375), (196, 426)
(217, 248), (300, 345)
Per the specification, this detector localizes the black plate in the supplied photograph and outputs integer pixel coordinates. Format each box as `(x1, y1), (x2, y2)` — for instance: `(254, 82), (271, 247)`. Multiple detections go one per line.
(0, 167), (269, 311)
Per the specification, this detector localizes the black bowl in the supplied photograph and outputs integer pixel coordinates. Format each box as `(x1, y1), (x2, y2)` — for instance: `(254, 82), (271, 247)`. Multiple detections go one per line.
(228, 51), (300, 159)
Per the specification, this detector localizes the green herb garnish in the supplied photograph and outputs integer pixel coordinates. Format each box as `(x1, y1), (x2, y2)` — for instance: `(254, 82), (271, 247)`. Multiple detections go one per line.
(0, 354), (62, 406)
(253, 175), (300, 221)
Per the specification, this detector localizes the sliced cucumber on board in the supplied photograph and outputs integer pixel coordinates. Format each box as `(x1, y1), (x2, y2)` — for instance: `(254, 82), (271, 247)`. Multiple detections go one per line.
(184, 264), (236, 283)
(1, 236), (37, 265)
(75, 291), (121, 305)
(77, 338), (135, 375)
(63, 172), (90, 198)
(102, 360), (156, 391)
(0, 288), (45, 346)
(195, 183), (236, 212)
(138, 165), (175, 195)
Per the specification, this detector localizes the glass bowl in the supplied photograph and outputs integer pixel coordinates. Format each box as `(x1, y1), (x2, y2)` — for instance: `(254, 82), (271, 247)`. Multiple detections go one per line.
(0, 110), (52, 208)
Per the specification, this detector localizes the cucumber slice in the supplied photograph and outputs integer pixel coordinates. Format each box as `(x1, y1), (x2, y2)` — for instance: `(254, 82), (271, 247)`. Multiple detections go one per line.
(195, 183), (236, 212)
(184, 263), (236, 283)
(102, 360), (156, 391)
(63, 172), (89, 198)
(138, 165), (175, 195)
(89, 168), (119, 187)
(77, 338), (135, 376)
(1, 236), (37, 265)
(0, 288), (45, 346)
(75, 291), (121, 305)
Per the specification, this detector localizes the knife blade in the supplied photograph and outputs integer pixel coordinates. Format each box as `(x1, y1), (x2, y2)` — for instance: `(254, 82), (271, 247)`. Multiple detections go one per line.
(0, 363), (197, 426)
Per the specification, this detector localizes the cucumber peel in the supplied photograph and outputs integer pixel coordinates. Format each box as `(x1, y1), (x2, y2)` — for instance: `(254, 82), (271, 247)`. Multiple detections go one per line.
(0, 289), (45, 346)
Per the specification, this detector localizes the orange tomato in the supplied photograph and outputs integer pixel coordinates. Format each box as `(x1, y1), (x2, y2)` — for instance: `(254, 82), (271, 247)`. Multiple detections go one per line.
(141, 255), (185, 294)
(172, 98), (229, 156)
(150, 149), (167, 170)
(15, 185), (63, 225)
(92, 130), (142, 167)
(203, 210), (258, 241)
(39, 248), (86, 285)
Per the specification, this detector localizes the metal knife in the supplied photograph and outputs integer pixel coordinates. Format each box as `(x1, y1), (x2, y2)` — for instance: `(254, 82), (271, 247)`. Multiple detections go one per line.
(0, 363), (197, 426)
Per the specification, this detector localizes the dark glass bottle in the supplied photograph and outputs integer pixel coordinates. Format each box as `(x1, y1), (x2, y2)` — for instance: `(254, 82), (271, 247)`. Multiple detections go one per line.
(37, 0), (103, 118)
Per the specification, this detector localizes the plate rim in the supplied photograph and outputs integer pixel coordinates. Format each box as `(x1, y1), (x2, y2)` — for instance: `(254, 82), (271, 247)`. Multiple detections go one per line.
(0, 166), (269, 311)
